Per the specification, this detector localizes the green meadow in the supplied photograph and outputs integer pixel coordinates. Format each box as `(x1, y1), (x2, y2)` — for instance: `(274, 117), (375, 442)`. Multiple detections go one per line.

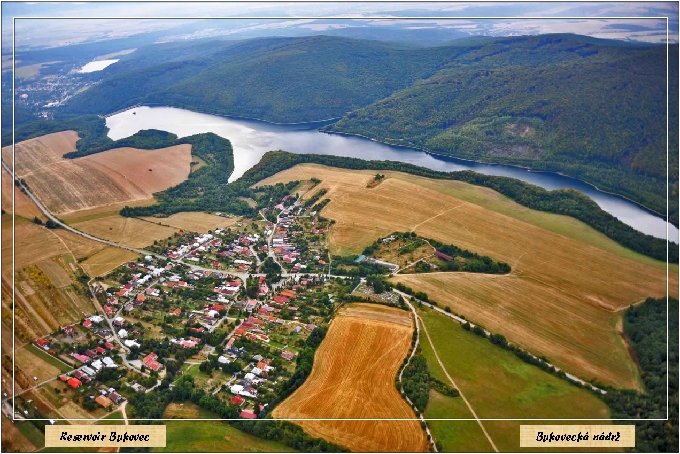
(155, 403), (294, 453)
(418, 307), (611, 452)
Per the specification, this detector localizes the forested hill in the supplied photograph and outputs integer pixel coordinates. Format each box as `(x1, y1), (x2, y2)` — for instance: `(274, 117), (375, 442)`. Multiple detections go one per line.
(56, 33), (676, 222)
(326, 39), (677, 224)
(60, 35), (461, 121)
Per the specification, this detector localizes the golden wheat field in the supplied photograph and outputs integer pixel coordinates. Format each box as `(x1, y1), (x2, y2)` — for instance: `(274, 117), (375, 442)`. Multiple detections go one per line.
(258, 164), (677, 389)
(1, 130), (192, 214)
(273, 303), (428, 452)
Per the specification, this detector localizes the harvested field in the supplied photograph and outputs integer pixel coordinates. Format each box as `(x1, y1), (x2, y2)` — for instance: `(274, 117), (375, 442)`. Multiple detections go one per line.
(1, 168), (44, 221)
(3, 259), (95, 341)
(1, 131), (192, 215)
(141, 212), (239, 232)
(15, 346), (62, 383)
(73, 215), (176, 248)
(273, 303), (427, 452)
(37, 260), (71, 288)
(2, 218), (71, 272)
(80, 247), (140, 277)
(259, 164), (677, 389)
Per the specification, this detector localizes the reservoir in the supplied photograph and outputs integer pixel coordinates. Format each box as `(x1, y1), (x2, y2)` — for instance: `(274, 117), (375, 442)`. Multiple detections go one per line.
(77, 59), (120, 73)
(106, 106), (678, 243)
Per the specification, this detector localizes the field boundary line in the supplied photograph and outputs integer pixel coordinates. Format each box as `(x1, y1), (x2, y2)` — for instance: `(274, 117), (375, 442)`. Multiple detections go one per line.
(418, 312), (500, 452)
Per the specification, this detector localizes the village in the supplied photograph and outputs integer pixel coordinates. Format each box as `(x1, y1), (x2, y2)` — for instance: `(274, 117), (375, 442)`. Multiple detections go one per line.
(13, 189), (368, 421)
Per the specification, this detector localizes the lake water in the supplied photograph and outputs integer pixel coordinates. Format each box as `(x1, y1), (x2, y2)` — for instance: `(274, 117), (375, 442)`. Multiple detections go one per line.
(106, 106), (678, 243)
(77, 59), (119, 73)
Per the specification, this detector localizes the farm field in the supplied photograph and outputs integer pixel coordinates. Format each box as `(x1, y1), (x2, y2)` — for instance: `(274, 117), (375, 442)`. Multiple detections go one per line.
(157, 403), (294, 453)
(72, 216), (177, 248)
(273, 303), (428, 453)
(14, 344), (65, 386)
(1, 167), (44, 221)
(79, 247), (140, 277)
(1, 415), (40, 453)
(1, 131), (192, 215)
(418, 308), (611, 452)
(141, 211), (239, 232)
(259, 164), (677, 389)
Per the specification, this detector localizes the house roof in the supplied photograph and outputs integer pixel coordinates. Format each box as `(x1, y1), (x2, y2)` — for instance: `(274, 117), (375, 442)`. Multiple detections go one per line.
(95, 395), (113, 408)
(240, 409), (257, 419)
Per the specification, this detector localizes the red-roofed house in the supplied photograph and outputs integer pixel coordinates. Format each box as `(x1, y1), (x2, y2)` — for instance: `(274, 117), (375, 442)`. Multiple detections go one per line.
(280, 289), (296, 299)
(230, 395), (244, 406)
(142, 352), (163, 372)
(169, 308), (182, 317)
(273, 296), (289, 305)
(67, 377), (82, 389)
(34, 338), (49, 348)
(240, 409), (257, 419)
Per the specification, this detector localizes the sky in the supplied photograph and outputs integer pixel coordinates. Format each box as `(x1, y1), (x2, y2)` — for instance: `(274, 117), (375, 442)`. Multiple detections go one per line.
(2, 1), (678, 50)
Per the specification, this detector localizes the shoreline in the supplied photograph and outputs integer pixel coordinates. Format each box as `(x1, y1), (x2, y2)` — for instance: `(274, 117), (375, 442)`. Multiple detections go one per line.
(322, 127), (674, 227)
(105, 104), (678, 238)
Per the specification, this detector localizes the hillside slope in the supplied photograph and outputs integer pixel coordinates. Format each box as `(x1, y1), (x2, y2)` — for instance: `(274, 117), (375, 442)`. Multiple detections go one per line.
(327, 37), (677, 223)
(61, 36), (462, 121)
(58, 34), (677, 221)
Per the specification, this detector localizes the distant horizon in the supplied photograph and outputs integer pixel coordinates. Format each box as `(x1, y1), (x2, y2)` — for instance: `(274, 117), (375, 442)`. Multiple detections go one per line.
(2, 1), (678, 53)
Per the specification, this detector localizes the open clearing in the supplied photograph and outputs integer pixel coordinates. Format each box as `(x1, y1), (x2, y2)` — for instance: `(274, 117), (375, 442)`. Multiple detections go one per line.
(418, 308), (611, 452)
(259, 164), (677, 389)
(141, 211), (239, 232)
(1, 130), (192, 215)
(158, 403), (294, 452)
(273, 303), (427, 452)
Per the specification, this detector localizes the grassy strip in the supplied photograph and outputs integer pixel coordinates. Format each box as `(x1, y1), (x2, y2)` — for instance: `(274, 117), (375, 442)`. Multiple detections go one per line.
(26, 344), (73, 373)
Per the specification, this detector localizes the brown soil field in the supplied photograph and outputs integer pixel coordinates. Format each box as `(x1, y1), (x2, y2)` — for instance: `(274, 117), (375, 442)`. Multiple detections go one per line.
(273, 303), (427, 452)
(141, 212), (239, 232)
(258, 164), (678, 389)
(1, 130), (191, 215)
(73, 215), (177, 248)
